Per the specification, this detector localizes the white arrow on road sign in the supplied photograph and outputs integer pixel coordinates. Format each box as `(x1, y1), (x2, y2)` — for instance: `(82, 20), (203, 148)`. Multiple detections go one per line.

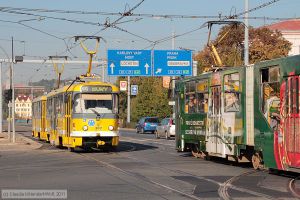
(110, 63), (115, 74)
(155, 68), (162, 74)
(145, 63), (150, 74)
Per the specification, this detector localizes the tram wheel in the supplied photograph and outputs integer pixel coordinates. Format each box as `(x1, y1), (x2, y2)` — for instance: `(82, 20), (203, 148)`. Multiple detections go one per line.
(191, 144), (205, 159)
(252, 152), (264, 170)
(68, 147), (75, 152)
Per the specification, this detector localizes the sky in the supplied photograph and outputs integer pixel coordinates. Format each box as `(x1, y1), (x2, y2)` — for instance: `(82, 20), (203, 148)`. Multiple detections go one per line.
(0, 0), (299, 84)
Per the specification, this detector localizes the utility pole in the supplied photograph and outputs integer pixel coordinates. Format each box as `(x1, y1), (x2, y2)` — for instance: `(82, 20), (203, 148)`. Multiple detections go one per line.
(172, 30), (176, 119)
(12, 37), (15, 143)
(127, 76), (130, 124)
(244, 0), (249, 66)
(0, 62), (2, 133)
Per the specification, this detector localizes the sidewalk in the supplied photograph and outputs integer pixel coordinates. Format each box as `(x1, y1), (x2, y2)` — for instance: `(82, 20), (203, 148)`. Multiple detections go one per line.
(0, 132), (42, 151)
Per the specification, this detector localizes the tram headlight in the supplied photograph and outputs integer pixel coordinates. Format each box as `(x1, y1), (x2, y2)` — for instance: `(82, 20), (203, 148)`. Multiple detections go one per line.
(83, 125), (88, 131)
(108, 125), (114, 131)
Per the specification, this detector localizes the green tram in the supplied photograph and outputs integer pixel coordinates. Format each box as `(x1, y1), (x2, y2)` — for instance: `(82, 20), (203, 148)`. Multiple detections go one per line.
(175, 55), (300, 172)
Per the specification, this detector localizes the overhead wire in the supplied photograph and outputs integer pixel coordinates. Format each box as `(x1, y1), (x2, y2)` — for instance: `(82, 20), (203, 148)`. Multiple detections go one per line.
(142, 0), (283, 49)
(0, 9), (106, 27)
(57, 0), (147, 56)
(0, 1), (286, 21)
(0, 0), (285, 58)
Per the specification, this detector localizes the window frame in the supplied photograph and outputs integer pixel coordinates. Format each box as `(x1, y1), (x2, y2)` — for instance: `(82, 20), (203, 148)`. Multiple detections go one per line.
(223, 72), (241, 113)
(196, 79), (209, 114)
(259, 66), (280, 115)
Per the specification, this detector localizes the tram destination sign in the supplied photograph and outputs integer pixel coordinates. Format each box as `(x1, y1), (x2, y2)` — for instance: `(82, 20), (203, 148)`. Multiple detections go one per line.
(81, 86), (112, 93)
(107, 50), (152, 76)
(153, 50), (192, 76)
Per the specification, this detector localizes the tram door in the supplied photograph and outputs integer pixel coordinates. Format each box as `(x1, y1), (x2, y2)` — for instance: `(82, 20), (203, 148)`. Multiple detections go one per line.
(282, 75), (300, 168)
(208, 86), (223, 155)
(65, 94), (71, 145)
(175, 91), (182, 150)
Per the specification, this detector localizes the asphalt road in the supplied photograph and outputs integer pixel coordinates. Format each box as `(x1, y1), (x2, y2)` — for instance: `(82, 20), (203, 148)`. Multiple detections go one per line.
(0, 124), (299, 200)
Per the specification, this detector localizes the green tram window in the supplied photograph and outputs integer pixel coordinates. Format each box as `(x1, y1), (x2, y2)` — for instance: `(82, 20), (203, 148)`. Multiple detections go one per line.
(184, 81), (196, 114)
(224, 73), (240, 112)
(260, 66), (280, 127)
(196, 79), (208, 113)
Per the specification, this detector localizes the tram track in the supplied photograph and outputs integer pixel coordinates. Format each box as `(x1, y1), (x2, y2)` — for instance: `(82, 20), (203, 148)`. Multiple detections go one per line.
(289, 176), (300, 199)
(77, 152), (203, 200)
(76, 140), (279, 200)
(18, 133), (293, 199)
(217, 169), (275, 200)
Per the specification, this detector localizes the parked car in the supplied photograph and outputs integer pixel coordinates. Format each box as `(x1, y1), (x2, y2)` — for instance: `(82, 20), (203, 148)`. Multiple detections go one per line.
(155, 118), (175, 139)
(136, 117), (160, 134)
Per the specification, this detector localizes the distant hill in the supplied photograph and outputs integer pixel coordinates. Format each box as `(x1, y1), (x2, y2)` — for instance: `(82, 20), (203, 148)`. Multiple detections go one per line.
(29, 79), (56, 92)
(29, 79), (74, 92)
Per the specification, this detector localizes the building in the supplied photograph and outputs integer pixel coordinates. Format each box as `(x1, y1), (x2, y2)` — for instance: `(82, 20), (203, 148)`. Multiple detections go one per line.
(15, 95), (32, 119)
(267, 19), (300, 55)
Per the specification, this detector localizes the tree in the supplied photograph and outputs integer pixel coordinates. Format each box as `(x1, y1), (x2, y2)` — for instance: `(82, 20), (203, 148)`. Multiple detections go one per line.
(117, 77), (171, 126)
(194, 24), (292, 73)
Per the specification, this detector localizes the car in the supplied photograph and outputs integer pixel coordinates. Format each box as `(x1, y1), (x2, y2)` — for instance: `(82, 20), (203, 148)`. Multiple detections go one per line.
(155, 118), (175, 139)
(136, 117), (160, 134)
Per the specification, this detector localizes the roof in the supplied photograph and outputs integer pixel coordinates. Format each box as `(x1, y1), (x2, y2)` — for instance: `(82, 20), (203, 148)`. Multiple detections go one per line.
(266, 19), (300, 31)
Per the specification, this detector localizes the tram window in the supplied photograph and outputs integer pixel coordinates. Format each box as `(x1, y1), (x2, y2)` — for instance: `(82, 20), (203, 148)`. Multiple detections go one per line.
(184, 81), (196, 114)
(260, 66), (280, 127)
(196, 80), (208, 113)
(196, 93), (208, 113)
(224, 73), (240, 112)
(73, 94), (116, 114)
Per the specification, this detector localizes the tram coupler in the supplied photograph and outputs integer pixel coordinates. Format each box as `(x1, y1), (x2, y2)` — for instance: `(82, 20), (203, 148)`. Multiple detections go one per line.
(97, 140), (106, 147)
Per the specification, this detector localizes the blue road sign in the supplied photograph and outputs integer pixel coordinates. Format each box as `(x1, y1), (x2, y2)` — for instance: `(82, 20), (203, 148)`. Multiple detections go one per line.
(153, 50), (192, 76)
(107, 50), (152, 76)
(131, 85), (138, 96)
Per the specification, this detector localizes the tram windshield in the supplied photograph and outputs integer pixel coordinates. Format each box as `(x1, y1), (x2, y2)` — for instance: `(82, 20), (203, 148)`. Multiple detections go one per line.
(73, 94), (118, 114)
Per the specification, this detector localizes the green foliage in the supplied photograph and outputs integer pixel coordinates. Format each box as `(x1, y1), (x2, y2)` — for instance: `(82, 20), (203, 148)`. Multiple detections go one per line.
(194, 24), (292, 73)
(117, 77), (172, 124)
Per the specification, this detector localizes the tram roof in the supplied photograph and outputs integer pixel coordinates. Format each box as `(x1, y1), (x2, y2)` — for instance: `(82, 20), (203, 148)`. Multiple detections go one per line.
(32, 95), (47, 103)
(46, 80), (119, 97)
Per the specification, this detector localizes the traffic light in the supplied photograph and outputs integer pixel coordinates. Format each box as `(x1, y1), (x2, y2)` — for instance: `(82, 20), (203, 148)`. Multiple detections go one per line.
(4, 89), (12, 103)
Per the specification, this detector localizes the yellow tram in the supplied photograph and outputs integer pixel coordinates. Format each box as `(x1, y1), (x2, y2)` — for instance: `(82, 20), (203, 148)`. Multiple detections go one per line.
(32, 78), (120, 151)
(32, 36), (120, 151)
(32, 96), (47, 141)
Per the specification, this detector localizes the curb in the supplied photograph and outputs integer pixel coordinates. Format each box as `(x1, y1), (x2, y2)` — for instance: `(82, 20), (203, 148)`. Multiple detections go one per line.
(119, 128), (136, 131)
(0, 132), (42, 151)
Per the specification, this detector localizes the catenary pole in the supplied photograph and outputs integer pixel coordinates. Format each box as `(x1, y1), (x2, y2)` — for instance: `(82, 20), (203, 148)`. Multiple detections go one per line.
(0, 62), (2, 133)
(12, 37), (15, 143)
(127, 76), (130, 124)
(172, 30), (175, 119)
(244, 0), (249, 65)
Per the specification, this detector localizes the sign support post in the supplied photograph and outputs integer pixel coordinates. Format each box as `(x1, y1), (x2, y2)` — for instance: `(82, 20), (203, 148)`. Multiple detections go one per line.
(127, 76), (130, 124)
